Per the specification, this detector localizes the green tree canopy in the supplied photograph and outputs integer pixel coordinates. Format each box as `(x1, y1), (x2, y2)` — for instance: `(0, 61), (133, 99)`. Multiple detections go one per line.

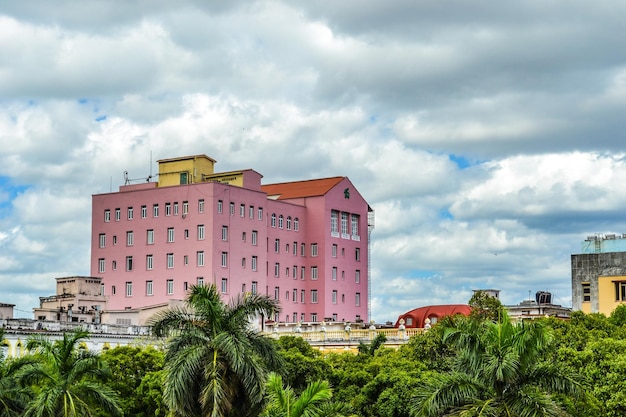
(151, 284), (283, 417)
(411, 314), (581, 417)
(20, 330), (122, 417)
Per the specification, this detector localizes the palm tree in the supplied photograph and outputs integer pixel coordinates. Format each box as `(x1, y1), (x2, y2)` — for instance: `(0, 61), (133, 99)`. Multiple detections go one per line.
(0, 328), (32, 417)
(150, 284), (283, 417)
(410, 314), (581, 417)
(262, 372), (354, 417)
(19, 330), (122, 417)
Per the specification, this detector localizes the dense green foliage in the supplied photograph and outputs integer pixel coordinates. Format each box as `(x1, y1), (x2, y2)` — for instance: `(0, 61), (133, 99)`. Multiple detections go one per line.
(150, 284), (283, 417)
(20, 330), (122, 417)
(9, 304), (626, 417)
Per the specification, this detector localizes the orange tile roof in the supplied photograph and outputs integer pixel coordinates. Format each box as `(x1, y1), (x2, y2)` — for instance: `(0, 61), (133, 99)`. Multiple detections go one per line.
(261, 177), (344, 200)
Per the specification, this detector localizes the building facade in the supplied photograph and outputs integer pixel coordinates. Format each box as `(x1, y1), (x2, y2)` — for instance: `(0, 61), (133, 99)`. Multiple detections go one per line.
(572, 234), (626, 315)
(91, 155), (373, 325)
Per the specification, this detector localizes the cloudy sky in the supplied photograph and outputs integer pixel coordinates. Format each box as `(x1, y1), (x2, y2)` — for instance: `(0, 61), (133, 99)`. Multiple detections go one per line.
(1, 1), (626, 323)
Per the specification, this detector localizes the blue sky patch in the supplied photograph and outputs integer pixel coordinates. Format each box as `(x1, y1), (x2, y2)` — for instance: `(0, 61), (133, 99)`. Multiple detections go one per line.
(0, 176), (29, 219)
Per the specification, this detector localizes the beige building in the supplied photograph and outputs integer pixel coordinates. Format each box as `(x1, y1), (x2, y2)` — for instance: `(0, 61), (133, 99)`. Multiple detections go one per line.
(0, 303), (14, 319)
(34, 276), (106, 324)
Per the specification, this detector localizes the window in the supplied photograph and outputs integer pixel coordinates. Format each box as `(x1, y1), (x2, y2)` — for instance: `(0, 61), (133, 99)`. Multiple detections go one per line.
(183, 201), (189, 215)
(332, 290), (337, 304)
(167, 228), (175, 242)
(98, 258), (105, 273)
(99, 233), (106, 248)
(126, 256), (133, 271)
(251, 281), (258, 295)
(356, 248), (361, 261)
(332, 244), (337, 257)
(221, 278), (228, 294)
(221, 252), (228, 267)
(294, 218), (299, 231)
(274, 263), (280, 277)
(180, 172), (188, 184)
(146, 255), (153, 270)
(616, 281), (626, 301)
(301, 290), (305, 303)
(258, 207), (263, 220)
(355, 270), (360, 283)
(242, 258), (246, 268)
(153, 204), (159, 217)
(252, 256), (258, 271)
(126, 282), (132, 297)
(293, 288), (297, 302)
(271, 213), (276, 227)
(165, 203), (171, 216)
(127, 207), (133, 220)
(300, 267), (305, 280)
(311, 313), (318, 322)
(274, 239), (280, 253)
(174, 202), (179, 215)
(332, 267), (337, 281)
(198, 225), (205, 240)
(167, 279), (174, 295)
(293, 242), (297, 255)
(311, 290), (318, 304)
(252, 231), (258, 246)
(112, 285), (116, 295)
(218, 200), (223, 213)
(330, 210), (338, 235)
(311, 243), (318, 257)
(146, 281), (153, 296)
(197, 277), (204, 287)
(184, 229), (189, 239)
(301, 313), (305, 322)
(238, 204), (244, 217)
(332, 313), (337, 321)
(197, 251), (205, 266)
(104, 209), (111, 222)
(286, 216), (292, 230)
(115, 208), (121, 221)
(184, 282), (188, 291)
(249, 206), (254, 219)
(356, 292), (361, 306)
(274, 287), (279, 300)
(278, 215), (284, 229)
(311, 266), (318, 280)
(229, 202), (235, 215)
(293, 266), (297, 279)
(341, 212), (349, 236)
(242, 283), (246, 293)
(198, 199), (205, 213)
(222, 226), (228, 241)
(167, 253), (174, 269)
(242, 232), (246, 242)
(300, 243), (305, 256)
(351, 214), (359, 238)
(285, 266), (290, 277)
(184, 255), (188, 265)
(113, 235), (117, 245)
(141, 205), (147, 218)
(582, 283), (591, 302)
(112, 260), (117, 270)
(126, 231), (134, 246)
(147, 229), (154, 244)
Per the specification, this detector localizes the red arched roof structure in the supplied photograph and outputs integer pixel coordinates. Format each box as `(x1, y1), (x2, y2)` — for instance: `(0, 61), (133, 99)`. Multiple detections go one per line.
(395, 304), (471, 328)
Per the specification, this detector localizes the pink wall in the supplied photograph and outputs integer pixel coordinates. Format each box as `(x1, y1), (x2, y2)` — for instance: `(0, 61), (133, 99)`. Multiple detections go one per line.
(92, 177), (370, 323)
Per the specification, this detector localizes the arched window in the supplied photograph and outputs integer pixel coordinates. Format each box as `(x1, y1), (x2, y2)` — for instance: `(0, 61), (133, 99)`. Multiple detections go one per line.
(286, 216), (292, 230)
(271, 213), (276, 228)
(278, 215), (284, 229)
(293, 218), (299, 231)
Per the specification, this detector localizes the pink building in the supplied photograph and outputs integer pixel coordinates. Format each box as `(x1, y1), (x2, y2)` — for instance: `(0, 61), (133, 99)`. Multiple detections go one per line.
(91, 155), (373, 325)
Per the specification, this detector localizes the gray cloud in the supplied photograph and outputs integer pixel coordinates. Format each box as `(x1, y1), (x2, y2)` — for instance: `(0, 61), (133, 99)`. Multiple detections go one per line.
(1, 1), (624, 322)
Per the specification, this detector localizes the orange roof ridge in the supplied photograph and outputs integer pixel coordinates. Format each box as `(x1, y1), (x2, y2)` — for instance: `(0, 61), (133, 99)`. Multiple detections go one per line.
(261, 176), (345, 200)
